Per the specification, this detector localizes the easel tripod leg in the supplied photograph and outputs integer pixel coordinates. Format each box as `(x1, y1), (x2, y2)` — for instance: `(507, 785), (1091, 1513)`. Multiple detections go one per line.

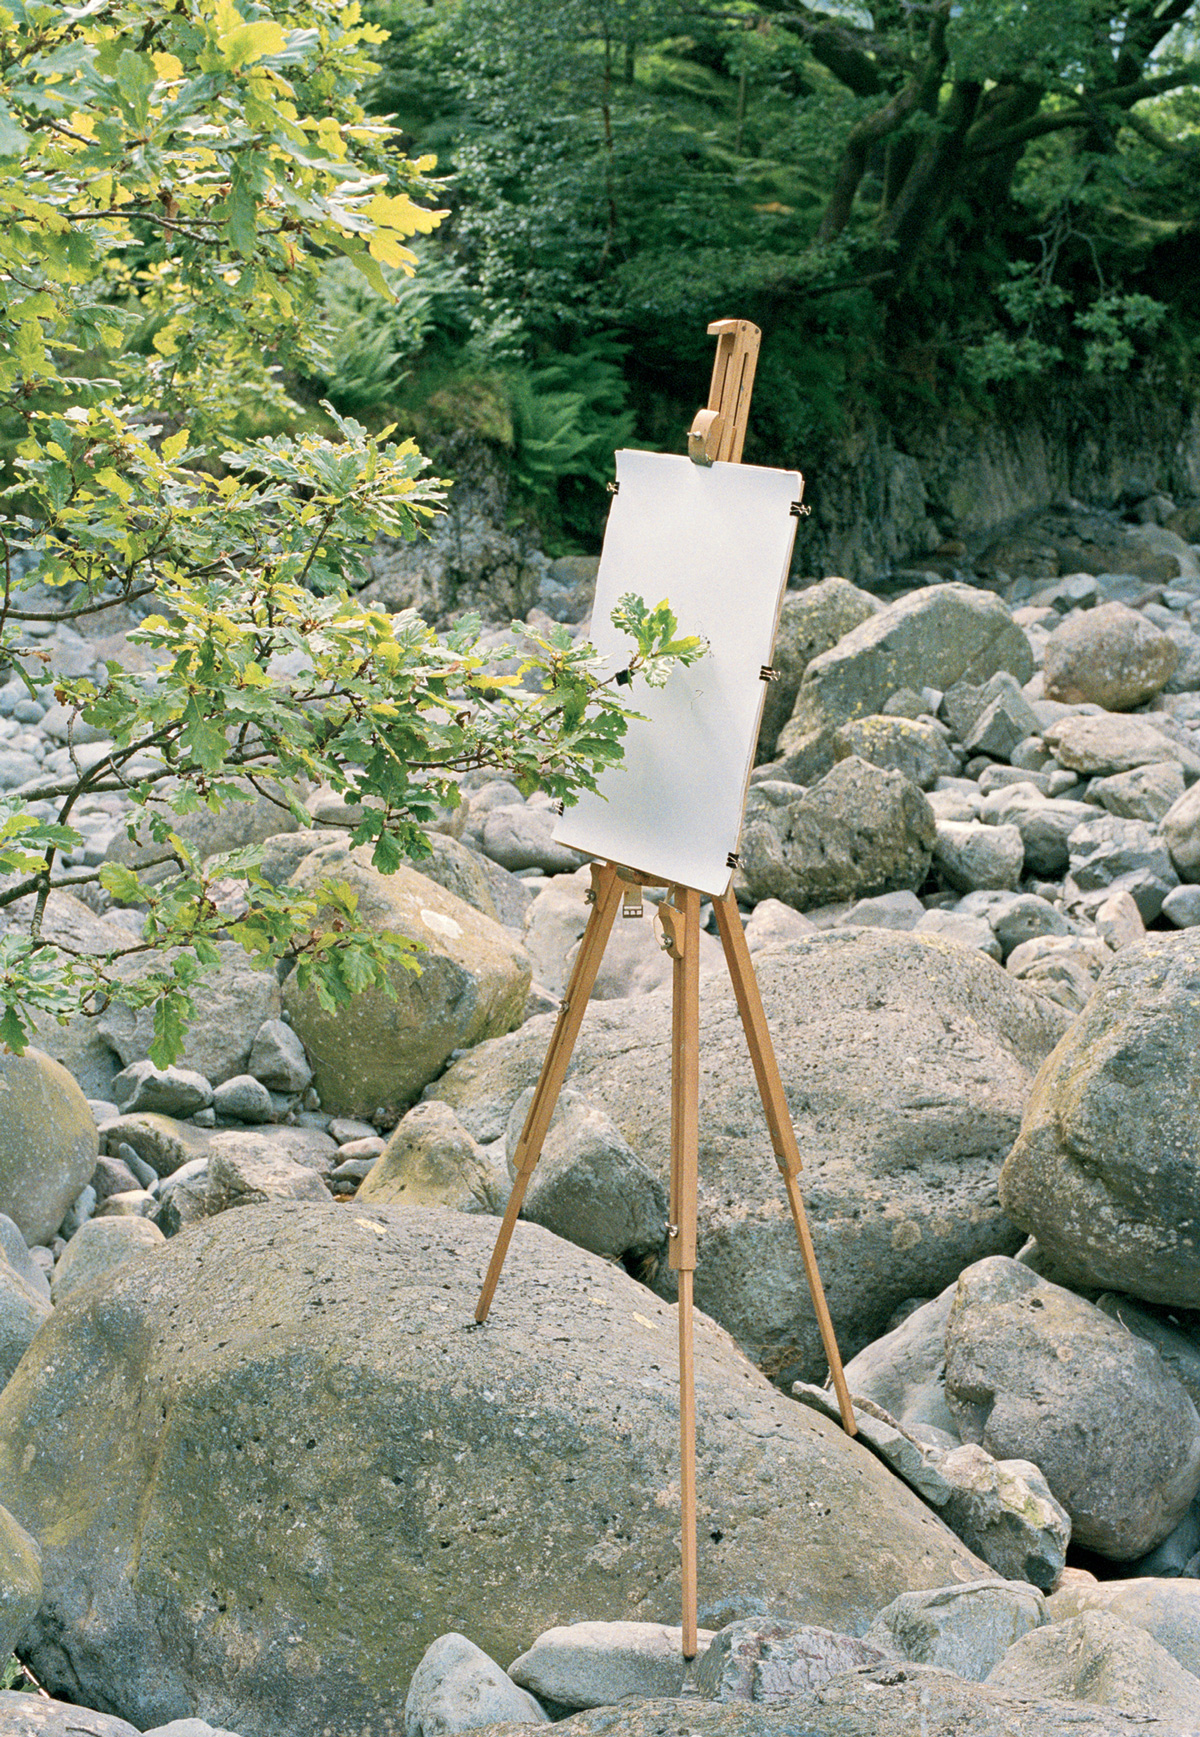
(664, 885), (701, 1658)
(712, 890), (856, 1434)
(475, 863), (623, 1323)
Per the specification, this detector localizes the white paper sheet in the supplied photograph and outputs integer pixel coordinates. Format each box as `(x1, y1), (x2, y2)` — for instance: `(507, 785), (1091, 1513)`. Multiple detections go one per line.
(553, 449), (802, 896)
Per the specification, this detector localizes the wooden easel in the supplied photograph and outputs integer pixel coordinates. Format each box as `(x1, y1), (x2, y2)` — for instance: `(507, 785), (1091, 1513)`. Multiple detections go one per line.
(475, 320), (855, 1659)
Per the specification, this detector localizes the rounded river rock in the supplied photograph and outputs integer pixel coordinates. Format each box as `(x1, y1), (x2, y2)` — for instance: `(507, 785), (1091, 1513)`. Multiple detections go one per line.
(0, 1204), (985, 1737)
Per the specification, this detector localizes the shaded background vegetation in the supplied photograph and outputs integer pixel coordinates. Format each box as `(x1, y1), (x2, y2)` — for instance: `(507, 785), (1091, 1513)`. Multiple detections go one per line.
(297, 0), (1200, 552)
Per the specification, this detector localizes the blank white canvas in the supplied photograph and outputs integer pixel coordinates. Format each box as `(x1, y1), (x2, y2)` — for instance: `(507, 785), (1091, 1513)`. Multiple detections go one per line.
(553, 449), (802, 897)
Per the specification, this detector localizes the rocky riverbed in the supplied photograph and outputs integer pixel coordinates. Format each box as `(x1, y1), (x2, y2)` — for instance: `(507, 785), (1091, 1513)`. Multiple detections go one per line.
(3, 491), (1200, 1736)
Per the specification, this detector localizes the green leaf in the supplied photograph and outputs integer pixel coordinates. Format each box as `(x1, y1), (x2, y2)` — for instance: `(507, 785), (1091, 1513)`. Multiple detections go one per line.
(0, 1006), (29, 1054)
(149, 994), (190, 1069)
(99, 863), (145, 903)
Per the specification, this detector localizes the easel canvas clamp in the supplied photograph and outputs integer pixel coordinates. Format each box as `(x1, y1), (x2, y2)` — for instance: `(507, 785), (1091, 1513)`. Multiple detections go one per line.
(474, 319), (856, 1660)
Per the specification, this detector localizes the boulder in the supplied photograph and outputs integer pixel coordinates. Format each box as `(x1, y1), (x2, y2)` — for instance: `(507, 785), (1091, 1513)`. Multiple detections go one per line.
(737, 758), (936, 912)
(404, 1633), (547, 1737)
(98, 1112), (214, 1178)
(0, 893), (128, 1099)
(357, 1100), (496, 1212)
(0, 1216), (50, 1303)
(792, 1384), (1068, 1589)
(1004, 933), (1109, 1014)
(840, 1284), (959, 1446)
(1065, 815), (1178, 921)
(1090, 761), (1186, 823)
(100, 941), (282, 1088)
(934, 1444), (1069, 1593)
(831, 716), (957, 790)
(691, 1618), (888, 1700)
(50, 1214), (166, 1304)
(503, 1089), (667, 1261)
(1044, 712), (1200, 780)
(410, 833), (508, 926)
(521, 870), (721, 1001)
(429, 930), (1065, 1382)
(1047, 1577), (1200, 1678)
(986, 1611), (1200, 1723)
(1043, 603), (1180, 709)
(0, 1204), (988, 1737)
(932, 822), (1024, 893)
(742, 899), (817, 952)
(211, 1075), (274, 1124)
(203, 1146), (331, 1214)
(281, 841), (531, 1118)
(863, 1579), (1045, 1682)
(246, 1019), (312, 1094)
(1163, 782), (1200, 881)
(0, 1047), (99, 1245)
(0, 1253), (52, 1388)
(999, 931), (1200, 1306)
(0, 1501), (41, 1659)
(479, 805), (584, 876)
(942, 1256), (1200, 1559)
(489, 1677), (1200, 1737)
(757, 579), (879, 763)
(0, 1696), (142, 1737)
(777, 584), (1033, 778)
(112, 1061), (214, 1118)
(508, 1622), (715, 1709)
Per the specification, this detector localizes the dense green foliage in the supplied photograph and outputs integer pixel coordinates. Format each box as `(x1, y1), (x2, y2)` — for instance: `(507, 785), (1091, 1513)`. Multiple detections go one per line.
(0, 0), (703, 1060)
(361, 0), (1200, 545)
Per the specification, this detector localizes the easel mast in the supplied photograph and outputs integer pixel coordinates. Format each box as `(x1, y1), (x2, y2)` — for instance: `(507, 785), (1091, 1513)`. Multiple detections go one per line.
(475, 319), (855, 1661)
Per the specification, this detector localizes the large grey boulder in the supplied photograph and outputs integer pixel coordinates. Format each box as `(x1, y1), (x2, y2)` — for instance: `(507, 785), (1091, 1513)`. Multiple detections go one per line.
(942, 1256), (1200, 1559)
(282, 841), (531, 1118)
(737, 758), (936, 911)
(757, 578), (880, 763)
(863, 1579), (1045, 1682)
(777, 584), (1032, 778)
(0, 1215), (49, 1303)
(404, 1633), (547, 1737)
(99, 941), (282, 1088)
(1043, 602), (1180, 709)
(504, 1089), (667, 1262)
(484, 1678), (1200, 1737)
(1044, 711), (1200, 780)
(831, 716), (956, 790)
(1047, 1577), (1200, 1678)
(1064, 814), (1178, 920)
(50, 1214), (166, 1305)
(1163, 781), (1200, 881)
(357, 1100), (496, 1212)
(0, 1501), (41, 1660)
(0, 1205), (987, 1737)
(986, 1611), (1200, 1723)
(691, 1618), (888, 1701)
(0, 893), (128, 1099)
(0, 1251), (51, 1388)
(509, 1622), (715, 1709)
(999, 931), (1200, 1305)
(934, 1444), (1070, 1593)
(0, 1047), (99, 1245)
(931, 821), (1023, 893)
(429, 929), (1065, 1382)
(840, 1285), (958, 1446)
(0, 1696), (142, 1737)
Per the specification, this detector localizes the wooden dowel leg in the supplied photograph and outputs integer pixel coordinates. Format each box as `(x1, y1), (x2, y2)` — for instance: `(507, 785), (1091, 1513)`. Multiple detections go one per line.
(713, 890), (856, 1435)
(475, 864), (622, 1323)
(678, 1268), (698, 1661)
(664, 886), (701, 1657)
